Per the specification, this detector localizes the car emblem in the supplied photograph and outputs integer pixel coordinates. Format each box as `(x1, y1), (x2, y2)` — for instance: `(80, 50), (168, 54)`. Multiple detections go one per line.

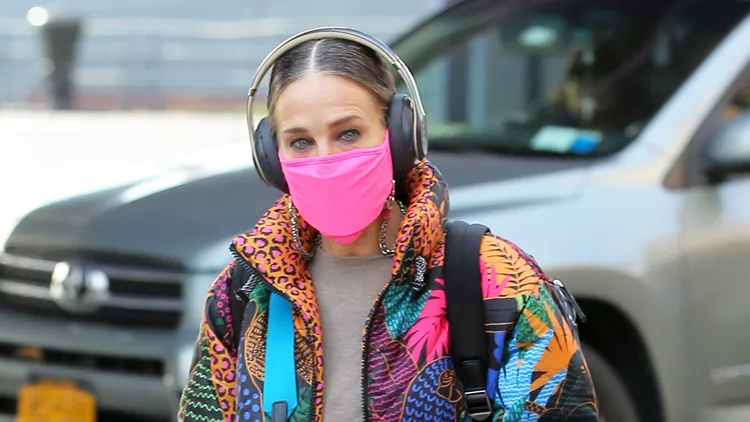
(49, 262), (110, 314)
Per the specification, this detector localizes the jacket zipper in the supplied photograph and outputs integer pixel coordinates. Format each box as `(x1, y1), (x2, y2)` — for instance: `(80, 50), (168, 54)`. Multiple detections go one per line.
(360, 280), (392, 422)
(231, 247), (316, 422)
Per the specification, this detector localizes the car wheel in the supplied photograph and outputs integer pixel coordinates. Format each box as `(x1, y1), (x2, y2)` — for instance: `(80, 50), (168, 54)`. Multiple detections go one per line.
(583, 344), (640, 422)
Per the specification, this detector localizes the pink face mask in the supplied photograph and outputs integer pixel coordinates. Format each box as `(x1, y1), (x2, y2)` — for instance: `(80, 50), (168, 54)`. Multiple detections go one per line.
(278, 132), (393, 245)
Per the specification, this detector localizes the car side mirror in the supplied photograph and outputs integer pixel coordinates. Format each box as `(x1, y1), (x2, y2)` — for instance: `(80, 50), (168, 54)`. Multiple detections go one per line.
(704, 112), (750, 183)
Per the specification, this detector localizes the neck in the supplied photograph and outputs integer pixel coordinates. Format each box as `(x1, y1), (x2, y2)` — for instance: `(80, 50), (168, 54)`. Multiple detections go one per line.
(321, 208), (402, 257)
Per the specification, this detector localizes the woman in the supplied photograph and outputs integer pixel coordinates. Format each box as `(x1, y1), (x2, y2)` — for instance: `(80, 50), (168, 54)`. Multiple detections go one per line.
(179, 28), (599, 422)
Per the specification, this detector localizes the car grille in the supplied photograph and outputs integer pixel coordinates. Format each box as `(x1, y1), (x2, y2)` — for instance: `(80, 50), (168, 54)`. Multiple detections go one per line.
(0, 340), (164, 376)
(0, 253), (185, 329)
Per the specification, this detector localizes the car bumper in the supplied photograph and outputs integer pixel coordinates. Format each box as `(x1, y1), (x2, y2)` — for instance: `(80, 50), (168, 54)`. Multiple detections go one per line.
(0, 307), (198, 420)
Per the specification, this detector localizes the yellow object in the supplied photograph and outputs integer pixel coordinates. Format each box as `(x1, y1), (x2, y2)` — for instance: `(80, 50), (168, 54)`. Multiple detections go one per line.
(17, 378), (96, 422)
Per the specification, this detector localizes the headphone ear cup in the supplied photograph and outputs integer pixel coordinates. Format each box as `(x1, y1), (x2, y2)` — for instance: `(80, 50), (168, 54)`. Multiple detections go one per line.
(254, 117), (289, 193)
(388, 93), (421, 184)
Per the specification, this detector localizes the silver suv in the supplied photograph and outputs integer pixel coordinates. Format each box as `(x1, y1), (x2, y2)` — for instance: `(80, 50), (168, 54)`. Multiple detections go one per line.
(2, 0), (750, 421)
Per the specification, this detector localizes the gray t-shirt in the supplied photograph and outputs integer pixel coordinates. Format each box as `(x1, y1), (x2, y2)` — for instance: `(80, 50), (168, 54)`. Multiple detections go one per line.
(307, 248), (392, 421)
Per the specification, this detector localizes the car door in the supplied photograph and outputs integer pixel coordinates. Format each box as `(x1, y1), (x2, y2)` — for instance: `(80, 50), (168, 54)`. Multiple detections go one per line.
(680, 66), (750, 420)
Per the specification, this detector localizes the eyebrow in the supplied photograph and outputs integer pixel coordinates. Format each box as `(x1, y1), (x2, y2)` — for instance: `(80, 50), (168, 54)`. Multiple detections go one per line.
(281, 114), (363, 135)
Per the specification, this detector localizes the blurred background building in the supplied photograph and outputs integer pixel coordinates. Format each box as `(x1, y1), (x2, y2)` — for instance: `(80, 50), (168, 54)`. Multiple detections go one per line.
(0, 0), (441, 111)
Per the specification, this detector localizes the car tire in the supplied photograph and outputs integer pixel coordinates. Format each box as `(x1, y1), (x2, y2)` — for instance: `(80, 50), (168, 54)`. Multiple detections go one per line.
(583, 344), (640, 422)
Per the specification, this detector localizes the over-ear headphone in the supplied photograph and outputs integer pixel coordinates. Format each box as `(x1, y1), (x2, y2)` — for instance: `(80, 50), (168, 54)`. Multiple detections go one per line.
(246, 26), (429, 193)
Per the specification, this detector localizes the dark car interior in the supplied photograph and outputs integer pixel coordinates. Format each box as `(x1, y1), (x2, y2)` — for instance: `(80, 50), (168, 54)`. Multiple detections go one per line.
(396, 0), (750, 158)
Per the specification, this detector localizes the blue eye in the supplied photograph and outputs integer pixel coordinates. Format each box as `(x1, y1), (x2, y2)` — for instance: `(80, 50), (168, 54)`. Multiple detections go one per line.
(290, 139), (312, 149)
(338, 129), (360, 142)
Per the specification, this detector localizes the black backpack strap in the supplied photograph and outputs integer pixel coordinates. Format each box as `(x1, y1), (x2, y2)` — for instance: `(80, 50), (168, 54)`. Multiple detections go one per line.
(444, 220), (492, 421)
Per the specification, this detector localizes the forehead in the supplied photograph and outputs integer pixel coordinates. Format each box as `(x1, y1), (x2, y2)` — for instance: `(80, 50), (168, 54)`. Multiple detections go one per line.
(274, 73), (381, 130)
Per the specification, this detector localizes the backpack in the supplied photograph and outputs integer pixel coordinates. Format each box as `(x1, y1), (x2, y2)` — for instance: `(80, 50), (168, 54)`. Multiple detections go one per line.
(229, 220), (584, 421)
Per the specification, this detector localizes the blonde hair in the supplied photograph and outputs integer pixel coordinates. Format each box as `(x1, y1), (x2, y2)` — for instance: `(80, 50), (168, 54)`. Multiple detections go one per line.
(266, 38), (396, 126)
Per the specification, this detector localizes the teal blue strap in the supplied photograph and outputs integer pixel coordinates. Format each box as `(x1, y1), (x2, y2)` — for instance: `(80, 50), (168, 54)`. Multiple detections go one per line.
(263, 292), (298, 419)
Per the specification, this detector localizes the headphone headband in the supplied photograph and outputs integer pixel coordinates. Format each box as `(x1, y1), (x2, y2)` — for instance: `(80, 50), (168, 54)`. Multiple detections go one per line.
(246, 26), (427, 185)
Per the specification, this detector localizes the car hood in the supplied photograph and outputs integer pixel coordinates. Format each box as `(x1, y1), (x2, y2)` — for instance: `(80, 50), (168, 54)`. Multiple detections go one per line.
(5, 150), (590, 273)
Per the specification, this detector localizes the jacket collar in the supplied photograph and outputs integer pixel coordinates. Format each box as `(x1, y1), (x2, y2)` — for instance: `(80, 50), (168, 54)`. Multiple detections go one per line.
(231, 159), (450, 316)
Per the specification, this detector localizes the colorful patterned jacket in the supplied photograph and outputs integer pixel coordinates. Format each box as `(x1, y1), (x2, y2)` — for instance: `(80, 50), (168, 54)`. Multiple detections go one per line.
(179, 160), (599, 422)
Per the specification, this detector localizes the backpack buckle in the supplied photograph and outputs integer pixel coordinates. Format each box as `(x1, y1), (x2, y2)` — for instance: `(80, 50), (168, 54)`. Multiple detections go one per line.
(464, 389), (492, 420)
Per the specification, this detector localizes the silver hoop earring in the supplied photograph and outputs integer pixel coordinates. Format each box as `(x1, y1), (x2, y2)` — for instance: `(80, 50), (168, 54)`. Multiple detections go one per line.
(289, 200), (321, 260)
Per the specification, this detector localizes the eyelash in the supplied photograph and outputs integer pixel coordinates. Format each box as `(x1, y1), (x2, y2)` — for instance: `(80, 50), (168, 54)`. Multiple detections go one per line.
(289, 129), (361, 149)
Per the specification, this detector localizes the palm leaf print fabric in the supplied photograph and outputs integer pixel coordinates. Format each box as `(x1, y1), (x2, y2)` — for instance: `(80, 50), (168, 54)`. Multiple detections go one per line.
(178, 160), (599, 422)
(479, 238), (598, 420)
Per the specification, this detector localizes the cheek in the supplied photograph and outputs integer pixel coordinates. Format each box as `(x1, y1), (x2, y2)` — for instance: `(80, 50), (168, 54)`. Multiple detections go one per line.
(360, 125), (388, 149)
(278, 143), (295, 160)
(279, 145), (314, 160)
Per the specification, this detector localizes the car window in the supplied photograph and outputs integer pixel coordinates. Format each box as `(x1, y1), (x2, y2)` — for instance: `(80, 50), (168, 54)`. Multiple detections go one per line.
(402, 0), (750, 158)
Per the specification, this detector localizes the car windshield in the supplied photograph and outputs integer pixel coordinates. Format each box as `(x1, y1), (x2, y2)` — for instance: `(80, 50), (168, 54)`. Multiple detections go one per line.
(396, 0), (750, 158)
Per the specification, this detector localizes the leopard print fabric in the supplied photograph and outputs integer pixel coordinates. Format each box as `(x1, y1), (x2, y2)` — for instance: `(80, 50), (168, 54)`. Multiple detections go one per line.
(178, 263), (238, 421)
(228, 159), (450, 422)
(180, 159), (599, 422)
